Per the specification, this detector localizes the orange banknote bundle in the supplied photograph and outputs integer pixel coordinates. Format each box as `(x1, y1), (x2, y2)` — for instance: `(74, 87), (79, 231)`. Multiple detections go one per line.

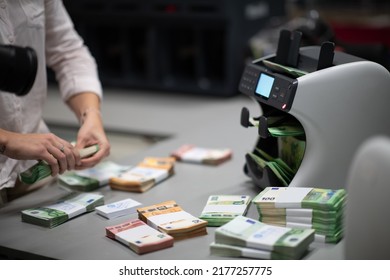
(109, 157), (176, 193)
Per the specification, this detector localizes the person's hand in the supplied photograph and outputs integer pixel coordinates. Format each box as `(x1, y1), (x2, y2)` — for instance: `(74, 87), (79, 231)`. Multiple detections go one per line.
(2, 131), (80, 176)
(74, 108), (110, 169)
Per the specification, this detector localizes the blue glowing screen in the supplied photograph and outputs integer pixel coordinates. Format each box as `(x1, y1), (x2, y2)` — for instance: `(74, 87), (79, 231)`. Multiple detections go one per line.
(255, 73), (275, 98)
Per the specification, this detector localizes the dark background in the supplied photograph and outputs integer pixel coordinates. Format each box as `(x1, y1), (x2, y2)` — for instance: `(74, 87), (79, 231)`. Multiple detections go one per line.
(60, 0), (390, 96)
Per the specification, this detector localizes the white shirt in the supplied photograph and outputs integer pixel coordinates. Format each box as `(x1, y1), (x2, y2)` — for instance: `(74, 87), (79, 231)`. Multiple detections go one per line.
(0, 0), (102, 189)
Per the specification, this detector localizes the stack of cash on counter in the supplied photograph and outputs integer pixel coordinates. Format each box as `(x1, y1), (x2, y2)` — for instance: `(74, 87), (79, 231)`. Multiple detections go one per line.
(199, 195), (252, 226)
(109, 157), (175, 193)
(210, 215), (315, 260)
(171, 144), (232, 165)
(96, 198), (142, 219)
(105, 219), (174, 254)
(21, 192), (104, 228)
(252, 187), (346, 243)
(59, 161), (131, 192)
(137, 200), (208, 240)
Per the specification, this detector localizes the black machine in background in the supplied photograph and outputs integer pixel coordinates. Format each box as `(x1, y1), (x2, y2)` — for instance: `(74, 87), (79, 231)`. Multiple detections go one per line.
(63, 0), (286, 96)
(0, 45), (37, 96)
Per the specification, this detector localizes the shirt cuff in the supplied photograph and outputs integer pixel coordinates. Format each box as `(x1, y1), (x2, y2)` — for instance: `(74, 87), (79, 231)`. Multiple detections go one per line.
(60, 76), (103, 102)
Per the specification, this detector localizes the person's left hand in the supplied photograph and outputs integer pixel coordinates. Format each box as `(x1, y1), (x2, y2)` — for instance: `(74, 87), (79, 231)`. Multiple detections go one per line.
(74, 109), (110, 169)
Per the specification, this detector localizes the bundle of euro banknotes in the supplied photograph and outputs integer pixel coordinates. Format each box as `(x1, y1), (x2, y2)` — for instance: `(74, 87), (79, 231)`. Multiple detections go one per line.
(252, 187), (346, 243)
(21, 192), (104, 228)
(59, 161), (131, 192)
(210, 215), (315, 260)
(19, 144), (100, 185)
(171, 144), (232, 165)
(248, 116), (306, 185)
(247, 148), (294, 186)
(137, 200), (208, 240)
(96, 198), (142, 220)
(199, 195), (252, 226)
(109, 157), (175, 193)
(105, 219), (174, 254)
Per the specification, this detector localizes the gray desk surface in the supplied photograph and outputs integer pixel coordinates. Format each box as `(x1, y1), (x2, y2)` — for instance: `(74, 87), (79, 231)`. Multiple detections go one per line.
(0, 88), (344, 260)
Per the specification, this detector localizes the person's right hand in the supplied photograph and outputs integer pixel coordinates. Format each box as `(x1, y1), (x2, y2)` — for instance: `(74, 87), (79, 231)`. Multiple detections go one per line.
(1, 131), (81, 176)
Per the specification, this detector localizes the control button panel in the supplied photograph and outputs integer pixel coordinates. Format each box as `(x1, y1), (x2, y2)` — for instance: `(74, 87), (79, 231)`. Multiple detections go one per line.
(239, 63), (297, 111)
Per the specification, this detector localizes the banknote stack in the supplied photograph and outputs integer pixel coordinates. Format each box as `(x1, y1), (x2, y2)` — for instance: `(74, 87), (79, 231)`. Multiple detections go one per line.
(21, 192), (104, 228)
(199, 195), (252, 226)
(248, 116), (305, 183)
(109, 157), (175, 193)
(262, 60), (308, 77)
(59, 161), (131, 192)
(96, 198), (142, 219)
(105, 219), (174, 254)
(19, 145), (99, 185)
(210, 215), (315, 260)
(247, 148), (294, 186)
(278, 136), (305, 173)
(171, 144), (232, 165)
(137, 200), (208, 240)
(249, 115), (305, 138)
(252, 187), (346, 243)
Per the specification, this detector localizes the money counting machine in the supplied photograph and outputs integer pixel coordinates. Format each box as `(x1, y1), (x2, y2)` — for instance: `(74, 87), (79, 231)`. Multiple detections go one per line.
(239, 30), (390, 189)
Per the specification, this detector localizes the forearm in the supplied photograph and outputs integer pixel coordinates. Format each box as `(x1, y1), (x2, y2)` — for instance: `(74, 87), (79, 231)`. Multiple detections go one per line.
(67, 92), (110, 168)
(66, 92), (101, 125)
(0, 129), (10, 154)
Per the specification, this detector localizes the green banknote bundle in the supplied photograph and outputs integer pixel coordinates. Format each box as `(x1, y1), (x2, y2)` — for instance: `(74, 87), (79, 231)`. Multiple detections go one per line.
(248, 115), (305, 185)
(248, 148), (294, 186)
(262, 59), (308, 78)
(21, 192), (104, 228)
(19, 144), (99, 185)
(199, 195), (252, 226)
(211, 215), (314, 260)
(59, 161), (131, 192)
(252, 187), (346, 243)
(210, 242), (294, 260)
(278, 136), (305, 173)
(249, 116), (305, 138)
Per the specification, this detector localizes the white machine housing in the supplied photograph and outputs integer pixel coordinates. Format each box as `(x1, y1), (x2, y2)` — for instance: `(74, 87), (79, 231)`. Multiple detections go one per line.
(239, 43), (390, 189)
(345, 136), (390, 259)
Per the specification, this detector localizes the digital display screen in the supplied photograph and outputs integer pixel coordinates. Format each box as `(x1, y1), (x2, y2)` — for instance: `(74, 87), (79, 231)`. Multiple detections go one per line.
(255, 73), (275, 98)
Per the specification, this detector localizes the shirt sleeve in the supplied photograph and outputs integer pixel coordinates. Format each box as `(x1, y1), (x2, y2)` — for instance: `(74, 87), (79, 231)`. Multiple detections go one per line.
(44, 0), (102, 101)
